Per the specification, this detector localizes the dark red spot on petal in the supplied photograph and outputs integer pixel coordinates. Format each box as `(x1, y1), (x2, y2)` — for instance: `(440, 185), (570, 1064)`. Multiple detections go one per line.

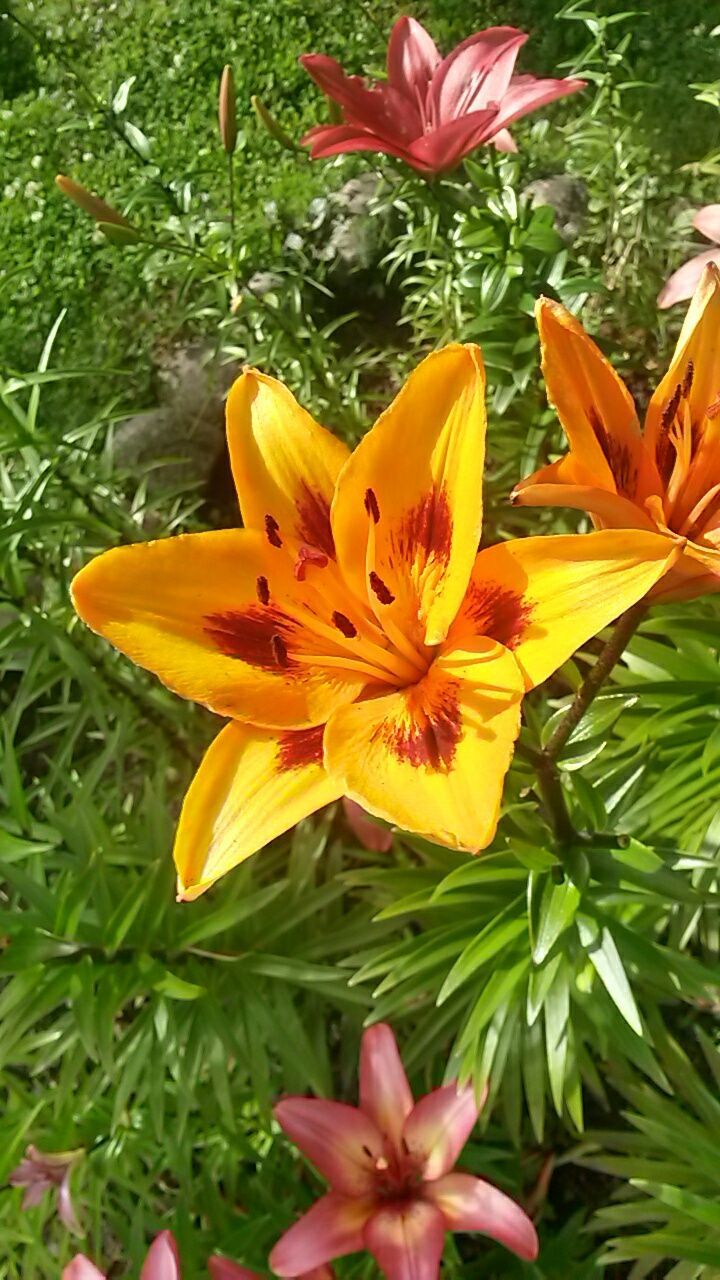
(277, 725), (325, 770)
(256, 575), (270, 605)
(294, 545), (329, 581)
(204, 607), (295, 670)
(461, 581), (532, 649)
(587, 407), (637, 497)
(296, 483), (335, 558)
(369, 571), (395, 605)
(398, 487), (452, 563)
(332, 611), (358, 638)
(364, 488), (380, 524)
(271, 633), (289, 667)
(265, 514), (282, 548)
(383, 682), (461, 770)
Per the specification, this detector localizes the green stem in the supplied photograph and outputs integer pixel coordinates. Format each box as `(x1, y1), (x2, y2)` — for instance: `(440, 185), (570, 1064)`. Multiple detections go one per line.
(228, 152), (236, 263)
(534, 600), (648, 848)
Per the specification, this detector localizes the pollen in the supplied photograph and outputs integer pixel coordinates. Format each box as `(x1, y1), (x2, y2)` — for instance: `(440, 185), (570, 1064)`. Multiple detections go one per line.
(369, 571), (395, 604)
(271, 633), (289, 666)
(256, 575), (270, 605)
(332, 611), (358, 638)
(264, 514), (282, 548)
(364, 488), (380, 523)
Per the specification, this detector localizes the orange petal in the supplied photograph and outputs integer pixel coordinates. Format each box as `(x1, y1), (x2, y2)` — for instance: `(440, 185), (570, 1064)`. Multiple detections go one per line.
(646, 263), (720, 457)
(71, 530), (365, 728)
(649, 539), (720, 602)
(511, 455), (658, 530)
(535, 297), (658, 501)
(324, 643), (523, 851)
(174, 721), (341, 900)
(448, 530), (683, 690)
(331, 344), (487, 647)
(226, 368), (350, 555)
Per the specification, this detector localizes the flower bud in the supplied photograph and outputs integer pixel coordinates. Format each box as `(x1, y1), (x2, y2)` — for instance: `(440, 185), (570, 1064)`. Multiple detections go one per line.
(97, 221), (143, 246)
(251, 95), (297, 151)
(219, 64), (237, 154)
(55, 175), (131, 228)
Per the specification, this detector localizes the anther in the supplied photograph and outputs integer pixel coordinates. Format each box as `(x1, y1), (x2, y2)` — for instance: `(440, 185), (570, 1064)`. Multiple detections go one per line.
(332, 611), (358, 638)
(264, 514), (282, 548)
(364, 488), (380, 523)
(256, 575), (270, 605)
(682, 359), (694, 398)
(369, 571), (395, 605)
(661, 384), (682, 430)
(375, 1156), (389, 1172)
(271, 633), (289, 667)
(362, 1145), (373, 1160)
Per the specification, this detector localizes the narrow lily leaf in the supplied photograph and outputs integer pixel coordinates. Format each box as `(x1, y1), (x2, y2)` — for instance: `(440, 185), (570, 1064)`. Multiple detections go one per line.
(544, 962), (570, 1117)
(632, 1180), (720, 1229)
(437, 905), (526, 1004)
(153, 970), (205, 1001)
(577, 916), (643, 1035)
(533, 877), (581, 964)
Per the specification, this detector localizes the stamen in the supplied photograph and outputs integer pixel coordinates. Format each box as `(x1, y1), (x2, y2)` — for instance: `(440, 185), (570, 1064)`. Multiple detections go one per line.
(362, 1145), (374, 1160)
(332, 611), (358, 638)
(375, 1156), (389, 1172)
(294, 545), (328, 581)
(682, 360), (694, 398)
(264, 514), (282, 548)
(256, 575), (270, 605)
(364, 488), (380, 523)
(369, 570), (395, 605)
(271, 633), (289, 666)
(661, 384), (682, 430)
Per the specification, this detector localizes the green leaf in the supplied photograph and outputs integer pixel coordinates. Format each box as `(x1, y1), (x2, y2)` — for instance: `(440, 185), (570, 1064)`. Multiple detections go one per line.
(632, 1180), (720, 1229)
(533, 877), (581, 964)
(577, 915), (643, 1035)
(152, 970), (205, 1001)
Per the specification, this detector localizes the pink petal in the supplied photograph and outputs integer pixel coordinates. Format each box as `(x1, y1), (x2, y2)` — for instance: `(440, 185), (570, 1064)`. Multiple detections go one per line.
(209, 1259), (260, 1280)
(140, 1231), (181, 1280)
(428, 28), (527, 123)
(693, 203), (720, 244)
(359, 1023), (414, 1150)
(488, 73), (586, 135)
(21, 1183), (47, 1209)
(387, 17), (440, 99)
(490, 127), (517, 152)
(364, 1201), (446, 1280)
(300, 124), (418, 169)
(58, 1172), (83, 1235)
(657, 248), (720, 308)
(427, 1172), (539, 1262)
(343, 798), (393, 853)
(299, 55), (418, 144)
(62, 1258), (106, 1280)
(274, 1097), (381, 1194)
(270, 1192), (372, 1276)
(408, 108), (498, 172)
(402, 1083), (479, 1180)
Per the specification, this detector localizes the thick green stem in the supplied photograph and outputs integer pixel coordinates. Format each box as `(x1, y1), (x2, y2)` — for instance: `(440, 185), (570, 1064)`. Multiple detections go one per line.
(535, 600), (648, 848)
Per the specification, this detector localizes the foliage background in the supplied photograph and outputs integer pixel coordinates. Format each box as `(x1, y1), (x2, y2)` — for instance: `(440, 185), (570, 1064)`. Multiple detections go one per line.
(1, 1), (720, 1278)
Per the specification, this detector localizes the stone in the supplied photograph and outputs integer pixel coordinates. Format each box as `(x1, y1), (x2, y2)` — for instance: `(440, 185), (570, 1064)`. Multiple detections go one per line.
(523, 175), (588, 242)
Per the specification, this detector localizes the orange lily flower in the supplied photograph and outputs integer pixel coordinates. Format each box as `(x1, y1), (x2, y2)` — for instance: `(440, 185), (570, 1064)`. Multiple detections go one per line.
(513, 265), (720, 602)
(72, 346), (680, 899)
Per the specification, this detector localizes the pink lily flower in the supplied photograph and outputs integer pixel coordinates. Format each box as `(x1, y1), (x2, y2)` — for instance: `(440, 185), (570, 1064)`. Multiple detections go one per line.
(270, 1024), (538, 1279)
(300, 17), (585, 175)
(210, 1258), (334, 1280)
(9, 1144), (83, 1235)
(342, 797), (393, 853)
(658, 204), (720, 307)
(63, 1231), (181, 1280)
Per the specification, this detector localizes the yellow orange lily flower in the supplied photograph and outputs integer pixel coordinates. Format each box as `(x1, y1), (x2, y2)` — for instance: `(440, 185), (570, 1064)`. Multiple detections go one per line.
(513, 264), (720, 602)
(71, 346), (681, 899)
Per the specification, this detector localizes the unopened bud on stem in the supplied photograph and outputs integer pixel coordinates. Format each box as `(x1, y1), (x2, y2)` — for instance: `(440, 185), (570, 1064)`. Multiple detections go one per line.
(219, 64), (237, 154)
(251, 95), (297, 151)
(55, 175), (131, 228)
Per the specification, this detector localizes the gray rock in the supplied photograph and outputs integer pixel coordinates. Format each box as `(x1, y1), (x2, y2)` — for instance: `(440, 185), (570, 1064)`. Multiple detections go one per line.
(524, 175), (588, 242)
(246, 270), (283, 296)
(113, 343), (237, 496)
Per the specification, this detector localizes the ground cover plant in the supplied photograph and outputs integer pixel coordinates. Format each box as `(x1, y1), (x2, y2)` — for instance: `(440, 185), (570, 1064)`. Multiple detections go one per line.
(1, 1), (720, 1278)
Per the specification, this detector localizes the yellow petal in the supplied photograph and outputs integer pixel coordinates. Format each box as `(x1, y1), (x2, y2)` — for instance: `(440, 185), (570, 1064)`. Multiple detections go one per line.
(536, 298), (657, 501)
(646, 263), (720, 456)
(511, 455), (658, 531)
(324, 643), (523, 851)
(447, 530), (683, 691)
(71, 530), (365, 728)
(175, 722), (341, 899)
(226, 368), (350, 555)
(331, 344), (487, 647)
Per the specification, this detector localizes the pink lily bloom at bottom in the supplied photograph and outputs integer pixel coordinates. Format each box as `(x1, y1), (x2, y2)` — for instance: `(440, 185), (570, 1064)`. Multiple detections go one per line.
(270, 1024), (538, 1279)
(658, 205), (720, 307)
(64, 1230), (333, 1280)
